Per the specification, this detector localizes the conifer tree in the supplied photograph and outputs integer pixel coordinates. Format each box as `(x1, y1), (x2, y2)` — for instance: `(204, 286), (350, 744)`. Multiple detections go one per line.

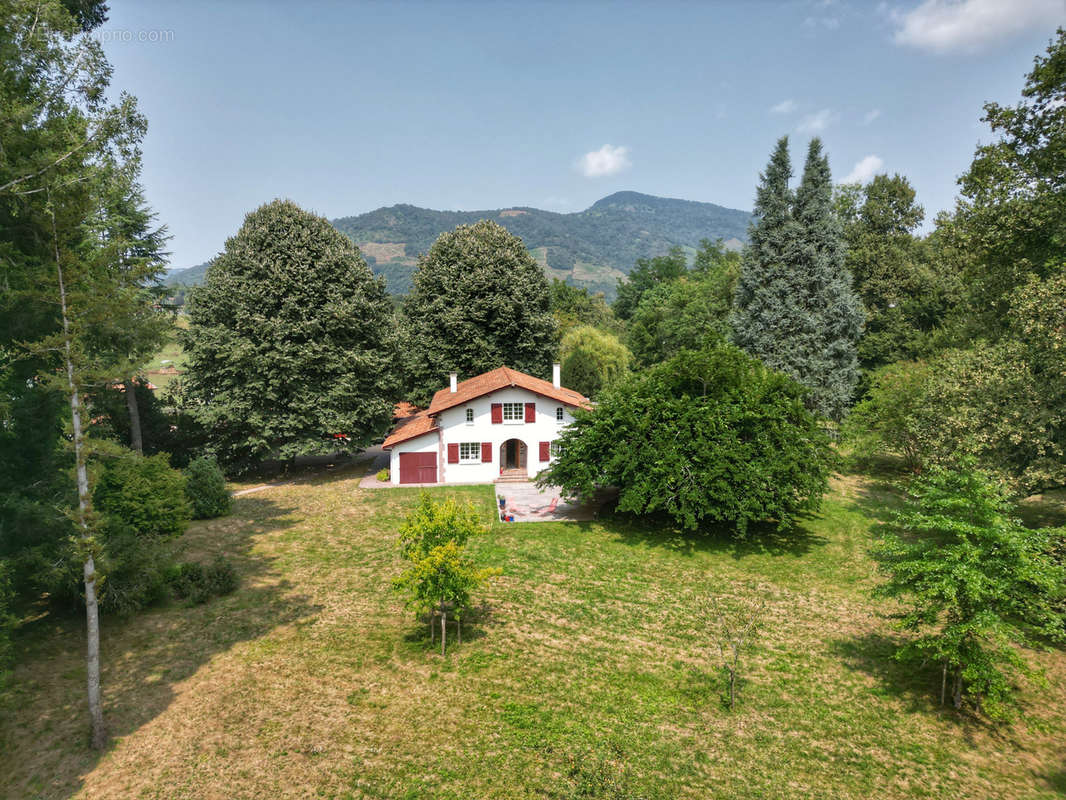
(732, 137), (864, 420)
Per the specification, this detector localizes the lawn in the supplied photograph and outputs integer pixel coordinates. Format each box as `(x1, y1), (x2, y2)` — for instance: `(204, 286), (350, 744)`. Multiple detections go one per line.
(142, 315), (188, 392)
(2, 472), (1064, 799)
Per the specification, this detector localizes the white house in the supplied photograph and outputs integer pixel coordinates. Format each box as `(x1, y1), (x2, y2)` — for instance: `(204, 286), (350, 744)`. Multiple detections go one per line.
(383, 364), (588, 485)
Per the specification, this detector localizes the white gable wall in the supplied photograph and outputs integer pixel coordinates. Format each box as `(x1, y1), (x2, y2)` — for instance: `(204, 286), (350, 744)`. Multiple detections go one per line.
(388, 386), (575, 485)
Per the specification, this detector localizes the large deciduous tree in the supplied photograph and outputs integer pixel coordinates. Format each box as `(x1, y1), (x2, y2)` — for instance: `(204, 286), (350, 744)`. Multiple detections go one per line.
(559, 325), (631, 398)
(541, 345), (833, 535)
(732, 137), (864, 421)
(401, 220), (557, 406)
(181, 200), (398, 473)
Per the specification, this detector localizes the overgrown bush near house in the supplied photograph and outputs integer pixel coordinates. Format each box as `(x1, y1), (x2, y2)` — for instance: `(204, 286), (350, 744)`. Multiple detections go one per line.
(542, 345), (833, 535)
(376, 469), (389, 482)
(170, 557), (238, 605)
(184, 456), (231, 519)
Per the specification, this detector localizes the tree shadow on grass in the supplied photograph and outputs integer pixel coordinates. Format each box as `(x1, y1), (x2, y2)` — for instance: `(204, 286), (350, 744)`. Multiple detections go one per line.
(0, 495), (323, 800)
(400, 600), (499, 651)
(591, 506), (828, 560)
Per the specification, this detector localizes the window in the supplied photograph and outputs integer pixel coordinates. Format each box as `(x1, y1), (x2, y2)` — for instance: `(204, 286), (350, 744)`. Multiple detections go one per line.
(550, 441), (562, 458)
(502, 402), (524, 422)
(555, 407), (564, 423)
(459, 442), (481, 463)
(465, 408), (474, 424)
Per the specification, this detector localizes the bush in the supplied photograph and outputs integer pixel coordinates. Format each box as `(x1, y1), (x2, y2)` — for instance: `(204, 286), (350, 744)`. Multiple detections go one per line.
(170, 556), (238, 605)
(96, 529), (174, 616)
(184, 456), (231, 519)
(376, 468), (389, 482)
(94, 453), (191, 539)
(542, 345), (834, 535)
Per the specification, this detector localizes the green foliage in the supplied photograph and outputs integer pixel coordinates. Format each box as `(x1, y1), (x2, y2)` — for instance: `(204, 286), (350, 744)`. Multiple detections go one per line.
(94, 453), (191, 539)
(401, 220), (558, 406)
(0, 560), (15, 686)
(181, 199), (399, 473)
(169, 557), (239, 605)
(88, 379), (174, 455)
(612, 246), (687, 321)
(844, 361), (932, 473)
(946, 28), (1066, 335)
(626, 273), (732, 367)
(549, 279), (621, 337)
(542, 345), (833, 535)
(92, 530), (174, 616)
(397, 492), (485, 561)
(732, 138), (864, 421)
(835, 175), (960, 371)
(376, 468), (390, 482)
(559, 325), (631, 398)
(184, 456), (231, 519)
(874, 464), (1064, 719)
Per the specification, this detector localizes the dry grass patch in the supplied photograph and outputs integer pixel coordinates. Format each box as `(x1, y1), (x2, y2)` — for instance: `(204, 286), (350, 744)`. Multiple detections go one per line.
(1, 475), (1064, 799)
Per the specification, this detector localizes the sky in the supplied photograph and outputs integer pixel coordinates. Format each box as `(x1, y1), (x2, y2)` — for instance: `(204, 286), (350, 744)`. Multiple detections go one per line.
(97, 0), (1065, 270)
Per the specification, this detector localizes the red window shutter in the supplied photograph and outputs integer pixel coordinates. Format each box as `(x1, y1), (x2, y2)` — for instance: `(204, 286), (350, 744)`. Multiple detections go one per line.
(539, 441), (550, 461)
(524, 402), (536, 423)
(491, 403), (503, 424)
(447, 443), (459, 463)
(481, 442), (492, 463)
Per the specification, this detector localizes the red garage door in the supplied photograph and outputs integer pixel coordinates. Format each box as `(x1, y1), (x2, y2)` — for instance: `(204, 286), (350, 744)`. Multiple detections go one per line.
(398, 452), (437, 484)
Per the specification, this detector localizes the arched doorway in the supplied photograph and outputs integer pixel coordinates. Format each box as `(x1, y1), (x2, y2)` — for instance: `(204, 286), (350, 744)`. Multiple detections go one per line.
(499, 439), (527, 475)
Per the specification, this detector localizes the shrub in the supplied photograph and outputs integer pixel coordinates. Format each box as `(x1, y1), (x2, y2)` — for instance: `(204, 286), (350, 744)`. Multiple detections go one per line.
(184, 456), (231, 519)
(170, 556), (238, 605)
(376, 468), (389, 482)
(96, 529), (174, 616)
(94, 453), (191, 539)
(541, 345), (833, 535)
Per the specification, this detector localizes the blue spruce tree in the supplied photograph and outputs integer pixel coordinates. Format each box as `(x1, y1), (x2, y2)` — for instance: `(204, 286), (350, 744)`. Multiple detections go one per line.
(732, 137), (864, 420)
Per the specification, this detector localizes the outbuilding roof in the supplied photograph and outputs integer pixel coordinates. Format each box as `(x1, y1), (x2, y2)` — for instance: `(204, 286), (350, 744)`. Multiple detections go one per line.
(382, 409), (438, 448)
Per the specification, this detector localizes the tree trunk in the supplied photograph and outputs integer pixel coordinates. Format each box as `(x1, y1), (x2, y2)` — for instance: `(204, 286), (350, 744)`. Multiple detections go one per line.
(56, 255), (107, 750)
(429, 612), (434, 644)
(457, 614), (461, 646)
(125, 375), (143, 454)
(940, 661), (947, 707)
(952, 669), (963, 710)
(440, 602), (447, 656)
(728, 666), (736, 710)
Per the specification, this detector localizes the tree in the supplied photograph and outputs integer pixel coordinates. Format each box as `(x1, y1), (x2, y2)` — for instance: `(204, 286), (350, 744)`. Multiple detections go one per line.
(946, 28), (1066, 335)
(559, 325), (631, 398)
(874, 464), (1064, 719)
(626, 272), (732, 368)
(612, 245), (688, 321)
(181, 199), (398, 473)
(93, 453), (191, 540)
(393, 494), (497, 654)
(843, 360), (932, 473)
(549, 279), (620, 337)
(540, 345), (833, 535)
(184, 456), (231, 519)
(732, 137), (864, 420)
(708, 590), (766, 710)
(401, 220), (557, 406)
(0, 0), (160, 748)
(835, 174), (959, 371)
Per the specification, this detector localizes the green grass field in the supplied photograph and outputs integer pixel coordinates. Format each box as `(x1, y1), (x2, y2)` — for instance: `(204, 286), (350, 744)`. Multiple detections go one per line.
(2, 471), (1064, 799)
(142, 316), (188, 392)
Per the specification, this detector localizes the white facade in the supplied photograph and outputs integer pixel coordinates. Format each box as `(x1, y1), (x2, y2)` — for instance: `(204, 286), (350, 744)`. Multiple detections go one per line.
(388, 386), (575, 485)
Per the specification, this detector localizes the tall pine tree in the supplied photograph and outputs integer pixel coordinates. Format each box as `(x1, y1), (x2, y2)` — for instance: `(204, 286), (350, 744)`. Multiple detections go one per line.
(732, 137), (863, 420)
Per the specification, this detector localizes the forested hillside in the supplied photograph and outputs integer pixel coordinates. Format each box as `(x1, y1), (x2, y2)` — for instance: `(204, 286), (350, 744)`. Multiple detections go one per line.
(168, 192), (751, 297)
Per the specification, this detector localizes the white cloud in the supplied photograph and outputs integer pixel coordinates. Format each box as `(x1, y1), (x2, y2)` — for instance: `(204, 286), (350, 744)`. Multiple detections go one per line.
(770, 99), (798, 114)
(862, 108), (882, 125)
(797, 108), (839, 133)
(842, 155), (885, 184)
(892, 0), (1063, 54)
(578, 144), (631, 178)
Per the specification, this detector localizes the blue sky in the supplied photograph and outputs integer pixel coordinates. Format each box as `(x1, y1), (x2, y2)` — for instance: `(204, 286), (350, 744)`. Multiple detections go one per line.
(98, 0), (1064, 270)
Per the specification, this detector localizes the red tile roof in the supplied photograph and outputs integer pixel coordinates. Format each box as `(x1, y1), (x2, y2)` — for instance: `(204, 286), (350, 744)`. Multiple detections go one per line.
(427, 366), (589, 414)
(392, 401), (422, 420)
(382, 409), (438, 448)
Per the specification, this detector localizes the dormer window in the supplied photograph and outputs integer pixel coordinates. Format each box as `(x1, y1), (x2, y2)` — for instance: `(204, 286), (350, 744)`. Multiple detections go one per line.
(465, 408), (474, 424)
(556, 407), (564, 423)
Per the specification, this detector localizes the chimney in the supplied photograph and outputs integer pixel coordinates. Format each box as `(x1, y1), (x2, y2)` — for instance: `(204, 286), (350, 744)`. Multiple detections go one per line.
(449, 372), (458, 393)
(552, 363), (561, 389)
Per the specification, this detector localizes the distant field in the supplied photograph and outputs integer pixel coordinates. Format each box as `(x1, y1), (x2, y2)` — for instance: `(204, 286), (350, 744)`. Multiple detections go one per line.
(2, 472), (1064, 799)
(143, 316), (188, 392)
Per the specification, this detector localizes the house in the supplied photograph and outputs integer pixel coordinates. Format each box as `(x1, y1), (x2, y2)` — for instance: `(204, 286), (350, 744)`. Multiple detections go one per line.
(383, 364), (588, 485)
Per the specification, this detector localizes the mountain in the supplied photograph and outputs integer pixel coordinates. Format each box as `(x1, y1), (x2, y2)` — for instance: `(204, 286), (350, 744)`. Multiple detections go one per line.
(166, 260), (212, 286)
(167, 191), (752, 298)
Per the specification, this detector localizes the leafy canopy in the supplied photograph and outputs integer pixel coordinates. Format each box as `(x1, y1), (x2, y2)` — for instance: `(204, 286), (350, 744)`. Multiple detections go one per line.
(541, 345), (833, 535)
(181, 199), (398, 473)
(874, 463), (1064, 719)
(559, 325), (631, 398)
